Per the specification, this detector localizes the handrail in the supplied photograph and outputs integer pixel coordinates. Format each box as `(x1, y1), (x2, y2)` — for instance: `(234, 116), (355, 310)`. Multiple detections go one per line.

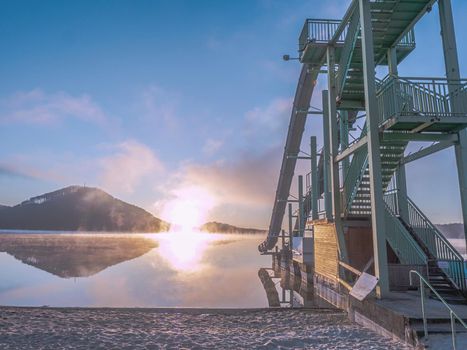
(384, 190), (466, 291)
(410, 270), (467, 350)
(377, 76), (467, 125)
(342, 124), (368, 214)
(406, 196), (466, 291)
(385, 204), (428, 265)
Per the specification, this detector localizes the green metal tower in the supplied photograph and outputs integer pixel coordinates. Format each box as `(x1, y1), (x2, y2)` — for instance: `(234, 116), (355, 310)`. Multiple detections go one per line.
(260, 0), (467, 300)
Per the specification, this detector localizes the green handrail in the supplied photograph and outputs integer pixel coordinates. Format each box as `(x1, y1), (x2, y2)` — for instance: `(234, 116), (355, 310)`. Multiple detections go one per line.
(342, 124), (368, 214)
(407, 196), (466, 291)
(385, 205), (427, 265)
(410, 270), (467, 350)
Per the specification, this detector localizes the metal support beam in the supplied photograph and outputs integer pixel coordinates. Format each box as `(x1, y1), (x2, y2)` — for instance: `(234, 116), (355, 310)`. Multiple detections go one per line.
(310, 136), (319, 220)
(322, 91), (332, 220)
(298, 175), (305, 236)
(337, 12), (360, 97)
(339, 111), (350, 177)
(288, 203), (293, 248)
(396, 165), (409, 222)
(439, 0), (467, 245)
(382, 132), (458, 143)
(359, 0), (389, 298)
(327, 47), (348, 262)
(388, 43), (409, 218)
(401, 141), (455, 165)
(387, 47), (398, 76)
(335, 135), (368, 163)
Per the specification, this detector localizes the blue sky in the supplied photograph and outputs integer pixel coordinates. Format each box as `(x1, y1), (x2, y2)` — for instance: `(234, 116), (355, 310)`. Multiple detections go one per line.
(0, 0), (467, 228)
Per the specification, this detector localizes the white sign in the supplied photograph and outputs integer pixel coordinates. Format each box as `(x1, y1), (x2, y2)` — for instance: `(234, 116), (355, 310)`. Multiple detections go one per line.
(350, 272), (379, 301)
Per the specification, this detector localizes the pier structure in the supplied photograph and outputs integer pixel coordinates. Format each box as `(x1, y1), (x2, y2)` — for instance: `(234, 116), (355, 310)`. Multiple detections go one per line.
(260, 0), (467, 347)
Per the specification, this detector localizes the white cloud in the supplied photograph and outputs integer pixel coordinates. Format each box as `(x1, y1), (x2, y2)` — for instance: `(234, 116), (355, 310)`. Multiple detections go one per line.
(0, 89), (108, 125)
(99, 140), (164, 194)
(244, 97), (292, 134)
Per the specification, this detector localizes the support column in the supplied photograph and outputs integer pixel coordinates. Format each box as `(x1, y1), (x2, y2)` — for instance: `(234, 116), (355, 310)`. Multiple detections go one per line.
(298, 175), (304, 236)
(288, 203), (293, 250)
(388, 46), (409, 221)
(396, 165), (409, 221)
(327, 46), (347, 262)
(310, 136), (319, 220)
(339, 110), (350, 178)
(439, 0), (467, 246)
(322, 91), (332, 220)
(359, 0), (389, 297)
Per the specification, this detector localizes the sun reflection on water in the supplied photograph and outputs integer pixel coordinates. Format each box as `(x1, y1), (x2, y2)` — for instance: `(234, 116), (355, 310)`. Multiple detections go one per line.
(157, 230), (216, 272)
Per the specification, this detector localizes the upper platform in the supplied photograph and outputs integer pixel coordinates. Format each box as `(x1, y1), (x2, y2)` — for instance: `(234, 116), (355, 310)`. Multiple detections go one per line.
(298, 19), (415, 67)
(298, 0), (435, 106)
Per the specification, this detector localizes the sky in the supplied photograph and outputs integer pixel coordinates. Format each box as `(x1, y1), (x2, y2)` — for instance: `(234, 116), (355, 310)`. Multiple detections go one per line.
(0, 0), (467, 228)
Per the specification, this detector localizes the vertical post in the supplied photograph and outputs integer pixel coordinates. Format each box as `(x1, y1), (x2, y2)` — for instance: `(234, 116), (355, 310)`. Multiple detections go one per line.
(396, 164), (409, 221)
(322, 91), (332, 220)
(388, 46), (409, 222)
(359, 0), (389, 297)
(339, 110), (350, 178)
(327, 46), (348, 262)
(288, 203), (293, 250)
(281, 229), (285, 251)
(298, 175), (304, 236)
(387, 47), (398, 76)
(439, 0), (467, 247)
(310, 136), (319, 220)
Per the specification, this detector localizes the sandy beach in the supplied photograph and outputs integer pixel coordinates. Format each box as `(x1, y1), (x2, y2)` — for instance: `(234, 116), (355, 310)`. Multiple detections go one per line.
(0, 307), (410, 349)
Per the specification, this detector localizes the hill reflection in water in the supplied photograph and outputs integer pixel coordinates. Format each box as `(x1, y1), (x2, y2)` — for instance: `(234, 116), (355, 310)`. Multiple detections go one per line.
(0, 234), (158, 278)
(0, 232), (270, 307)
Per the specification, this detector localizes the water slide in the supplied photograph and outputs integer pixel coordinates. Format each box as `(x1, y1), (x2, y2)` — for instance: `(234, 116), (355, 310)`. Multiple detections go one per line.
(258, 64), (319, 252)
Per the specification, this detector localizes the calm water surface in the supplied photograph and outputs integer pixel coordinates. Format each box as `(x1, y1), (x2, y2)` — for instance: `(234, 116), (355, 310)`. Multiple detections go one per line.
(0, 232), (279, 308)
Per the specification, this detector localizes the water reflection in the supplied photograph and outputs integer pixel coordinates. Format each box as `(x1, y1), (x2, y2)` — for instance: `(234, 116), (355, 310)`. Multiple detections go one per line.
(0, 232), (271, 307)
(258, 266), (334, 309)
(156, 231), (214, 272)
(0, 234), (157, 278)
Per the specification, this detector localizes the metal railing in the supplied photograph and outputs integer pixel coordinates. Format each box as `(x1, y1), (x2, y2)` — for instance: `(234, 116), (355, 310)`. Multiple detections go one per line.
(299, 19), (347, 51)
(341, 126), (368, 214)
(397, 29), (416, 48)
(410, 270), (467, 350)
(407, 196), (466, 291)
(377, 76), (467, 125)
(384, 204), (427, 265)
(384, 190), (466, 291)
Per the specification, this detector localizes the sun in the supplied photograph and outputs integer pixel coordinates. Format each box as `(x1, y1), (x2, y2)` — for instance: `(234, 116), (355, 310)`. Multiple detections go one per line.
(161, 186), (216, 232)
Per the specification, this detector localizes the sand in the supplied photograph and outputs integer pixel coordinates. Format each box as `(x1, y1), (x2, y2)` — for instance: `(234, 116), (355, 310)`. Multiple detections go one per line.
(0, 307), (411, 349)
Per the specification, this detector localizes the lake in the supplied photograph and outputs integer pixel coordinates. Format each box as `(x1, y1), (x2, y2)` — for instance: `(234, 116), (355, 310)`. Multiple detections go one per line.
(0, 231), (288, 308)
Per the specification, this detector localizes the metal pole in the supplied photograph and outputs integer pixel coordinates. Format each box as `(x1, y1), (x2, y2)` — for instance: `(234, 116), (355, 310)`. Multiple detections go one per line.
(310, 136), (319, 220)
(396, 164), (409, 221)
(322, 91), (332, 220)
(339, 110), (350, 179)
(359, 0), (390, 297)
(420, 277), (428, 342)
(327, 46), (348, 262)
(439, 0), (467, 250)
(388, 46), (409, 222)
(281, 229), (285, 251)
(298, 175), (304, 236)
(288, 203), (293, 250)
(451, 311), (457, 350)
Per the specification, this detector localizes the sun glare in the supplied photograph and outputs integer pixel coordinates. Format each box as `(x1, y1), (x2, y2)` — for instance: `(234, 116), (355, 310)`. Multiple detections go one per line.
(158, 232), (213, 272)
(155, 186), (217, 271)
(162, 186), (216, 232)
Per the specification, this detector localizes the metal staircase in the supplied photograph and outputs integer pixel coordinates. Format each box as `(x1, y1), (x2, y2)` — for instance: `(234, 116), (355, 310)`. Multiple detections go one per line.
(384, 190), (466, 300)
